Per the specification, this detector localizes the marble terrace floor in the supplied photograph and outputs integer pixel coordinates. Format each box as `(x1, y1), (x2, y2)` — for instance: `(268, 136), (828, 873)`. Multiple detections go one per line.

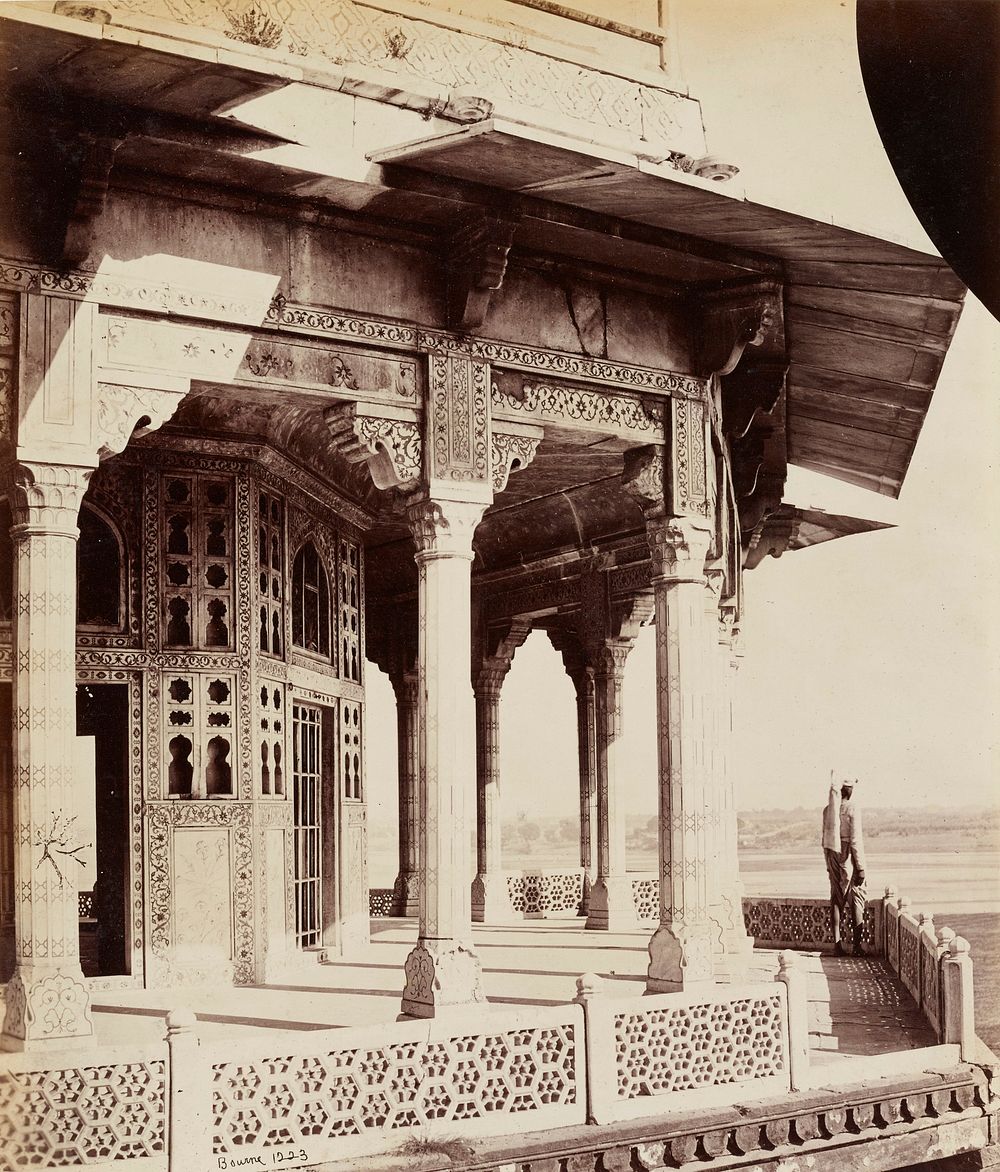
(87, 919), (936, 1066)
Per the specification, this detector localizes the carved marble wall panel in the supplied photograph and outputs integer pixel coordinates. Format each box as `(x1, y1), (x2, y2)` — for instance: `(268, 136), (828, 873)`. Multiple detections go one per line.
(146, 803), (255, 985)
(172, 827), (233, 968)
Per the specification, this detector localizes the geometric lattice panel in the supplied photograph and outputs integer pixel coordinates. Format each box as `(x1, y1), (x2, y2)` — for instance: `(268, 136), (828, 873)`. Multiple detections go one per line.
(212, 1023), (578, 1154)
(742, 897), (877, 951)
(631, 878), (659, 921)
(507, 872), (582, 917)
(0, 1060), (166, 1167)
(614, 994), (785, 1099)
(899, 920), (921, 1003)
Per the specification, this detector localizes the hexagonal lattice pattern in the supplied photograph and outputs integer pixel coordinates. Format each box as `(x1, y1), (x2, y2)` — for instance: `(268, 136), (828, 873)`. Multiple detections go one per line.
(631, 878), (659, 921)
(368, 889), (394, 916)
(742, 898), (877, 949)
(613, 994), (785, 1099)
(212, 1023), (577, 1154)
(506, 873), (582, 916)
(0, 1061), (166, 1167)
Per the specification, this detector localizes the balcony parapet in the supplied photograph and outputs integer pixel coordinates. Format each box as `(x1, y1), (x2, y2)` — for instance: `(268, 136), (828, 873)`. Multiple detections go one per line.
(1, 972), (993, 1172)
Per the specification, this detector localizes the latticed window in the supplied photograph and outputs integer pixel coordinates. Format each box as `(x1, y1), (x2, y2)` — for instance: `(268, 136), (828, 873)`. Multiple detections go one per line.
(291, 542), (330, 659)
(163, 672), (236, 799)
(341, 699), (362, 800)
(160, 474), (234, 651)
(339, 538), (361, 682)
(257, 489), (284, 658)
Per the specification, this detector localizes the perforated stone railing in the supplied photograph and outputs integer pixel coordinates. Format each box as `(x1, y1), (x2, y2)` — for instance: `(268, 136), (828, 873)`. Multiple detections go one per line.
(882, 890), (975, 1053)
(368, 888), (394, 917)
(574, 973), (796, 1125)
(0, 1042), (168, 1170)
(162, 1002), (586, 1168)
(741, 896), (879, 952)
(506, 870), (583, 917)
(630, 874), (659, 921)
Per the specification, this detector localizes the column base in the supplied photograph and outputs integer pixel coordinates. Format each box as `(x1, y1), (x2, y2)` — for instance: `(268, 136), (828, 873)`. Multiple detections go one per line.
(1, 964), (94, 1052)
(585, 876), (638, 931)
(400, 937), (486, 1019)
(471, 874), (516, 923)
(390, 871), (420, 918)
(577, 871), (593, 917)
(646, 923), (716, 993)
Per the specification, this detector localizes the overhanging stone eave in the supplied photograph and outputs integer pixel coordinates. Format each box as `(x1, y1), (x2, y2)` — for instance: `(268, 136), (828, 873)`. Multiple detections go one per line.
(372, 123), (964, 501)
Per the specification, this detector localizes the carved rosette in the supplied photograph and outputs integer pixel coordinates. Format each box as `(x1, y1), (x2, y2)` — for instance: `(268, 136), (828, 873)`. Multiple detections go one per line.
(491, 429), (541, 492)
(95, 382), (188, 460)
(325, 402), (422, 491)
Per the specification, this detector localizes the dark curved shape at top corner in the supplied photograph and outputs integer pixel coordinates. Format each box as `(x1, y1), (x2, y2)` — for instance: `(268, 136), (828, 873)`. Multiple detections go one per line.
(857, 0), (1000, 321)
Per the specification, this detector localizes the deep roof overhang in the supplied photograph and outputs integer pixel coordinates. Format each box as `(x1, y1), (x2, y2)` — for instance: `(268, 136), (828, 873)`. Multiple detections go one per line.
(0, 3), (966, 508)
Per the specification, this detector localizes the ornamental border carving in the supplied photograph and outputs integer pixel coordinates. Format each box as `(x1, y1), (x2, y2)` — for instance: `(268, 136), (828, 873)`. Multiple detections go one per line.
(0, 260), (708, 404)
(145, 801), (255, 985)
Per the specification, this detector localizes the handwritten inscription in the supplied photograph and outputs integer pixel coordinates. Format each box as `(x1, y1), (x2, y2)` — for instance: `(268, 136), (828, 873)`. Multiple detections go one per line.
(217, 1149), (309, 1169)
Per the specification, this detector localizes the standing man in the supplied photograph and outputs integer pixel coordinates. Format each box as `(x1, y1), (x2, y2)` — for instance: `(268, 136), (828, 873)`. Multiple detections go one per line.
(822, 775), (867, 955)
(839, 778), (867, 954)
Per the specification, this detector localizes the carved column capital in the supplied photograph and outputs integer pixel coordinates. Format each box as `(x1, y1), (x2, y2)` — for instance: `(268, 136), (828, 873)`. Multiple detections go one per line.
(389, 669), (420, 709)
(406, 495), (486, 560)
(95, 381), (187, 461)
(646, 516), (712, 584)
(326, 402), (423, 492)
(8, 461), (93, 535)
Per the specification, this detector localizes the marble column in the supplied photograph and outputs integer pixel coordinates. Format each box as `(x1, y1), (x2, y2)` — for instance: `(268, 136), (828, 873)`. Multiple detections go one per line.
(471, 670), (515, 922)
(586, 641), (638, 932)
(2, 461), (95, 1051)
(703, 575), (752, 979)
(390, 670), (420, 918)
(716, 606), (753, 974)
(401, 495), (487, 1017)
(570, 665), (598, 916)
(645, 515), (717, 992)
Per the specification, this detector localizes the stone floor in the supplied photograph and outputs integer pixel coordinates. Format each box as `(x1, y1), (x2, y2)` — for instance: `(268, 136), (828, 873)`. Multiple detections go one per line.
(87, 918), (937, 1064)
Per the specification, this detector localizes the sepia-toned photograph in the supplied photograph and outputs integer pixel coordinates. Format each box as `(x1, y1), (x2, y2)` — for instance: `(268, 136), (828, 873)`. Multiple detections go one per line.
(0, 1), (997, 1169)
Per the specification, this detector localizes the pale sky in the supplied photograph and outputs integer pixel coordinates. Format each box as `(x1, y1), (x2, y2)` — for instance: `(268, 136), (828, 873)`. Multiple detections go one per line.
(367, 1), (1000, 824)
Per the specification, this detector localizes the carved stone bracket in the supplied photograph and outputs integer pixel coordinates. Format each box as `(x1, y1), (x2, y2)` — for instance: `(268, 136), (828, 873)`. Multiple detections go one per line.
(95, 381), (189, 461)
(622, 445), (666, 517)
(695, 281), (783, 379)
(325, 402), (423, 492)
(491, 425), (542, 492)
(61, 132), (127, 268)
(745, 507), (801, 569)
(446, 209), (521, 331)
(722, 357), (787, 440)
